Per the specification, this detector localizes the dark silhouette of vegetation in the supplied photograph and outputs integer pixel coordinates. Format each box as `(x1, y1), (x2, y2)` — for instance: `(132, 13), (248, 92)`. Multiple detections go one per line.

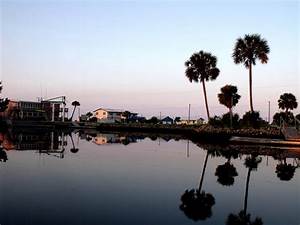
(208, 116), (223, 127)
(272, 111), (294, 126)
(0, 147), (8, 162)
(215, 149), (239, 186)
(233, 34), (270, 112)
(218, 85), (241, 116)
(70, 101), (80, 121)
(275, 157), (297, 181)
(226, 153), (263, 225)
(146, 116), (159, 124)
(180, 148), (217, 221)
(174, 117), (181, 123)
(185, 51), (220, 120)
(278, 93), (298, 114)
(240, 111), (266, 128)
(222, 113), (240, 128)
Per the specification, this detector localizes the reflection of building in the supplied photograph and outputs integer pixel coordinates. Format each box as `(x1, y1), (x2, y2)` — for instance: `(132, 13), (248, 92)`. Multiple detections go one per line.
(93, 108), (123, 123)
(93, 133), (126, 145)
(0, 131), (67, 154)
(0, 97), (68, 121)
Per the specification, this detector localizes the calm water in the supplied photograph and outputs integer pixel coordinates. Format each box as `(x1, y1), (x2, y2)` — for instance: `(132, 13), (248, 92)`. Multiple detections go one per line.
(0, 130), (299, 225)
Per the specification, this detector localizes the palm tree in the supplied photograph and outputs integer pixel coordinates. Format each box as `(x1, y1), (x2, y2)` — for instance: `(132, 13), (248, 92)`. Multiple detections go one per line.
(185, 51), (220, 119)
(70, 101), (80, 121)
(278, 93), (298, 114)
(233, 34), (270, 112)
(218, 85), (241, 117)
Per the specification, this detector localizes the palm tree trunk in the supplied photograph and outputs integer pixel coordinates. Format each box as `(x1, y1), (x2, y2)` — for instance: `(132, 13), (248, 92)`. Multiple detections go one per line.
(244, 168), (251, 216)
(71, 106), (77, 120)
(249, 64), (254, 112)
(202, 81), (210, 120)
(229, 107), (233, 128)
(199, 151), (209, 192)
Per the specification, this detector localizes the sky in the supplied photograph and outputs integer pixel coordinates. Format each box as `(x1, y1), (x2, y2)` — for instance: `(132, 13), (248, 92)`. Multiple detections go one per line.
(0, 0), (299, 120)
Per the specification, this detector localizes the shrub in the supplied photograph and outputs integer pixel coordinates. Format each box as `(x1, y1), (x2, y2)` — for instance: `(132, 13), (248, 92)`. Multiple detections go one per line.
(272, 112), (294, 126)
(221, 113), (240, 128)
(208, 116), (223, 127)
(240, 111), (266, 128)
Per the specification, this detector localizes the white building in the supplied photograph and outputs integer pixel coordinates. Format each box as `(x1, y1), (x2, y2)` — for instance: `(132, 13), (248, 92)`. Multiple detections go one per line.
(93, 108), (123, 123)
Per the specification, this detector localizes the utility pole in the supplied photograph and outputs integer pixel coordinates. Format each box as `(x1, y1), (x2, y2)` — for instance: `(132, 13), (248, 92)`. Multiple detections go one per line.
(159, 112), (161, 120)
(188, 104), (191, 123)
(268, 101), (270, 124)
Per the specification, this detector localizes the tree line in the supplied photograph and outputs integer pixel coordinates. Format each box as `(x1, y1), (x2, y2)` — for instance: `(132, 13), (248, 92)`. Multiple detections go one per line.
(184, 33), (298, 127)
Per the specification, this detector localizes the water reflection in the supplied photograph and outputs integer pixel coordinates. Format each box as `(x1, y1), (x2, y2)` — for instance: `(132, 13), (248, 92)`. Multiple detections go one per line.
(179, 147), (218, 221)
(0, 129), (70, 159)
(0, 130), (299, 225)
(215, 149), (239, 186)
(225, 154), (264, 225)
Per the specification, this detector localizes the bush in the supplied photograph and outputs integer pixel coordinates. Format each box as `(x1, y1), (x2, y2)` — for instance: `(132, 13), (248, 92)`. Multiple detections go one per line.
(221, 113), (240, 128)
(240, 111), (267, 128)
(272, 112), (294, 126)
(208, 116), (223, 127)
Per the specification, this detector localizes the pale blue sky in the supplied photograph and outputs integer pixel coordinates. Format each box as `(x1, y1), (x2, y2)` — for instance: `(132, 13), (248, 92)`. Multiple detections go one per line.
(1, 0), (299, 119)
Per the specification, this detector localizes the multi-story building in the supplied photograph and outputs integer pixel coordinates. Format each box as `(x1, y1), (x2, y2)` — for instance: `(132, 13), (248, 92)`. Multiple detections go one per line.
(93, 108), (123, 123)
(0, 99), (68, 121)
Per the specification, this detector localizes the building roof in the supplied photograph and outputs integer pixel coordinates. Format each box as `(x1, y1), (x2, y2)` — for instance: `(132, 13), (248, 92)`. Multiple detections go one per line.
(93, 108), (123, 113)
(161, 116), (173, 122)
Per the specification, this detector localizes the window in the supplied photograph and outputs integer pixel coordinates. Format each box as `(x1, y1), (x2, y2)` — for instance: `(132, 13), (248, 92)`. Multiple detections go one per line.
(103, 112), (106, 115)
(96, 112), (98, 115)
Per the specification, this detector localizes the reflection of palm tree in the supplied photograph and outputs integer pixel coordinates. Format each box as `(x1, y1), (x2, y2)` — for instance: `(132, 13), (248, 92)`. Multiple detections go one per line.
(180, 150), (216, 221)
(226, 154), (263, 225)
(215, 149), (239, 186)
(69, 134), (79, 153)
(276, 158), (296, 181)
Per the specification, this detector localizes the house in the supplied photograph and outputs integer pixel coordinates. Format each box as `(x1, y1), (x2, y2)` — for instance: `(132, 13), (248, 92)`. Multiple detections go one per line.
(176, 118), (205, 125)
(93, 108), (123, 123)
(161, 116), (174, 125)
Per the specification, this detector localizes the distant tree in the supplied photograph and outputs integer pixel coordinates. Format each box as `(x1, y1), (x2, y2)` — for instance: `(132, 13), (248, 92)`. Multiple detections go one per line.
(147, 116), (159, 124)
(174, 117), (181, 123)
(296, 114), (300, 121)
(233, 34), (270, 112)
(218, 85), (241, 117)
(185, 51), (220, 119)
(70, 101), (80, 121)
(122, 110), (131, 122)
(278, 93), (298, 113)
(86, 112), (93, 119)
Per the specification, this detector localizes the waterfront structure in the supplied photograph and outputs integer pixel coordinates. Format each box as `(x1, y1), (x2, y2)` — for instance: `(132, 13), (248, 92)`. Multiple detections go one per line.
(161, 116), (174, 125)
(93, 108), (123, 123)
(0, 97), (68, 121)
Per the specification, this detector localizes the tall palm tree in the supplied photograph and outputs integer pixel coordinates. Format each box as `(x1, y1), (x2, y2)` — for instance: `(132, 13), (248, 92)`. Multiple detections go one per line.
(185, 51), (220, 119)
(218, 85), (241, 117)
(278, 93), (298, 114)
(70, 101), (80, 121)
(233, 34), (270, 112)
